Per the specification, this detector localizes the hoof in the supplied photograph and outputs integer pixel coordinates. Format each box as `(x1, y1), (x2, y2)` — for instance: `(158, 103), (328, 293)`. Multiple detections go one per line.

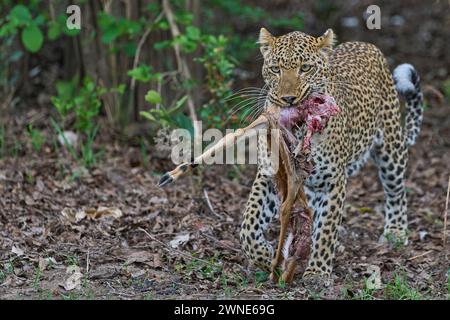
(269, 272), (279, 283)
(281, 271), (295, 284)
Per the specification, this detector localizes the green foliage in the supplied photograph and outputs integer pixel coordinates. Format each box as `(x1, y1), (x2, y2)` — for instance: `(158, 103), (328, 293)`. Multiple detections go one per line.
(128, 65), (161, 83)
(97, 12), (145, 56)
(140, 95), (191, 131)
(384, 272), (422, 300)
(52, 77), (104, 133)
(27, 125), (45, 152)
(255, 270), (269, 284)
(51, 77), (104, 167)
(144, 90), (162, 104)
(175, 253), (223, 282)
(1, 4), (45, 53)
(0, 1), (307, 169)
(21, 23), (43, 52)
(0, 125), (5, 158)
(205, 0), (303, 61)
(442, 79), (450, 99)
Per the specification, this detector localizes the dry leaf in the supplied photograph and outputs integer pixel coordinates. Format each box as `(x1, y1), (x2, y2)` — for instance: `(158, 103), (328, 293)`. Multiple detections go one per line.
(365, 265), (382, 290)
(58, 131), (78, 147)
(153, 253), (162, 268)
(61, 207), (122, 223)
(87, 206), (123, 219)
(61, 207), (74, 221)
(63, 265), (83, 291)
(38, 257), (57, 271)
(169, 233), (190, 248)
(125, 251), (154, 265)
(149, 196), (168, 205)
(11, 245), (24, 257)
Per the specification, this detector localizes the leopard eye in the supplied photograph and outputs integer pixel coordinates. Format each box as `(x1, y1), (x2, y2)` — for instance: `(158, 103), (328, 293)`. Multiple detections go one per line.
(270, 66), (280, 73)
(300, 64), (312, 72)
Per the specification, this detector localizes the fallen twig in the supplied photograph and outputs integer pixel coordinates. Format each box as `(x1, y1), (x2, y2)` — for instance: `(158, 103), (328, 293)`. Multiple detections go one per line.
(203, 189), (221, 218)
(408, 250), (433, 261)
(86, 249), (90, 274)
(200, 232), (240, 253)
(138, 227), (215, 266)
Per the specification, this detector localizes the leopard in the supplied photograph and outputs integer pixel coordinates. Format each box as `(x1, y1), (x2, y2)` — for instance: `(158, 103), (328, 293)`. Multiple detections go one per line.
(239, 27), (423, 282)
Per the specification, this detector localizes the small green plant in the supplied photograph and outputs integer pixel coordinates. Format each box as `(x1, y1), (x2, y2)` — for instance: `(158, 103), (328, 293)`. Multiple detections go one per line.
(0, 4), (44, 53)
(223, 286), (233, 298)
(356, 278), (377, 300)
(308, 288), (325, 300)
(27, 124), (45, 152)
(33, 267), (42, 290)
(51, 77), (104, 167)
(175, 253), (223, 282)
(255, 270), (269, 284)
(12, 140), (22, 158)
(37, 289), (54, 300)
(446, 269), (450, 298)
(442, 79), (450, 99)
(64, 254), (80, 267)
(140, 94), (191, 131)
(384, 272), (422, 300)
(0, 124), (5, 157)
(144, 291), (153, 300)
(139, 138), (149, 169)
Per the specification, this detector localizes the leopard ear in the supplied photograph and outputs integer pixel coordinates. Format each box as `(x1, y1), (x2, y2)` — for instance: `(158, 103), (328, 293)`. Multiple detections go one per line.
(317, 29), (336, 51)
(258, 27), (274, 57)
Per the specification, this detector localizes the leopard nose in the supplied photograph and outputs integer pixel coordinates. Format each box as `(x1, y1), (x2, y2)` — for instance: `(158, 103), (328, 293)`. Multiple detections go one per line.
(281, 96), (296, 104)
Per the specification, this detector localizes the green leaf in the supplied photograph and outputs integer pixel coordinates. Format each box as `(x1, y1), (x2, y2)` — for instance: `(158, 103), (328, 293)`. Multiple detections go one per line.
(128, 65), (153, 82)
(186, 26), (200, 40)
(21, 24), (43, 53)
(255, 271), (268, 283)
(139, 111), (157, 122)
(10, 5), (32, 26)
(169, 96), (188, 113)
(145, 90), (162, 104)
(153, 40), (172, 50)
(47, 21), (61, 40)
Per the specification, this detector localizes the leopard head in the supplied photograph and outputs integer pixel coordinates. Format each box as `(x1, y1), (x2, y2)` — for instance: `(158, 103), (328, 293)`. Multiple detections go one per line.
(259, 28), (336, 108)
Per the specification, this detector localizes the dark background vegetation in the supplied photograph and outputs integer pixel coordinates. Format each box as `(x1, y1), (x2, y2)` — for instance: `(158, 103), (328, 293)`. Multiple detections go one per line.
(0, 0), (449, 299)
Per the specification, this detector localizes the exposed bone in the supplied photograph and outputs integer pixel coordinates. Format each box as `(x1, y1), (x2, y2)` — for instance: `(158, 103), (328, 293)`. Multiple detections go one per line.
(158, 106), (278, 187)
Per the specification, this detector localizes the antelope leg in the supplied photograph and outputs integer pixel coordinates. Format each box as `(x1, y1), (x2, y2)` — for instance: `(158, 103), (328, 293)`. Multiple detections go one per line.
(158, 115), (269, 187)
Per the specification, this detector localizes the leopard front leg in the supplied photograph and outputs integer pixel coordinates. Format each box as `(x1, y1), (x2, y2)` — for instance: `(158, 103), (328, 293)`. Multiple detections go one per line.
(240, 171), (279, 269)
(303, 173), (346, 284)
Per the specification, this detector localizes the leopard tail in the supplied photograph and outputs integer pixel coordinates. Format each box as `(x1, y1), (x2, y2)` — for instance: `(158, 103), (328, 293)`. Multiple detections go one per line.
(393, 63), (424, 147)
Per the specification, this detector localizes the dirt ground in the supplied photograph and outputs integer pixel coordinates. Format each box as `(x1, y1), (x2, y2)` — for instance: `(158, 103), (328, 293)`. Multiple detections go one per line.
(0, 97), (449, 299)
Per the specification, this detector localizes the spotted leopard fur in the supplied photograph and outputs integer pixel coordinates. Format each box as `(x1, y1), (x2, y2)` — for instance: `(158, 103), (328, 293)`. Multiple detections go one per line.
(240, 28), (423, 279)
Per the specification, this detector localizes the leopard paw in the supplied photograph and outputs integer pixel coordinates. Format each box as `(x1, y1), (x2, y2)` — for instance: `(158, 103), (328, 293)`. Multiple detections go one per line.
(301, 269), (333, 291)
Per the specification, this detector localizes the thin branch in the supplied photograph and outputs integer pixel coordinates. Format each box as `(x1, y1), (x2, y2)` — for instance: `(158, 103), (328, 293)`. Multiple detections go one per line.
(130, 12), (164, 115)
(162, 0), (201, 152)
